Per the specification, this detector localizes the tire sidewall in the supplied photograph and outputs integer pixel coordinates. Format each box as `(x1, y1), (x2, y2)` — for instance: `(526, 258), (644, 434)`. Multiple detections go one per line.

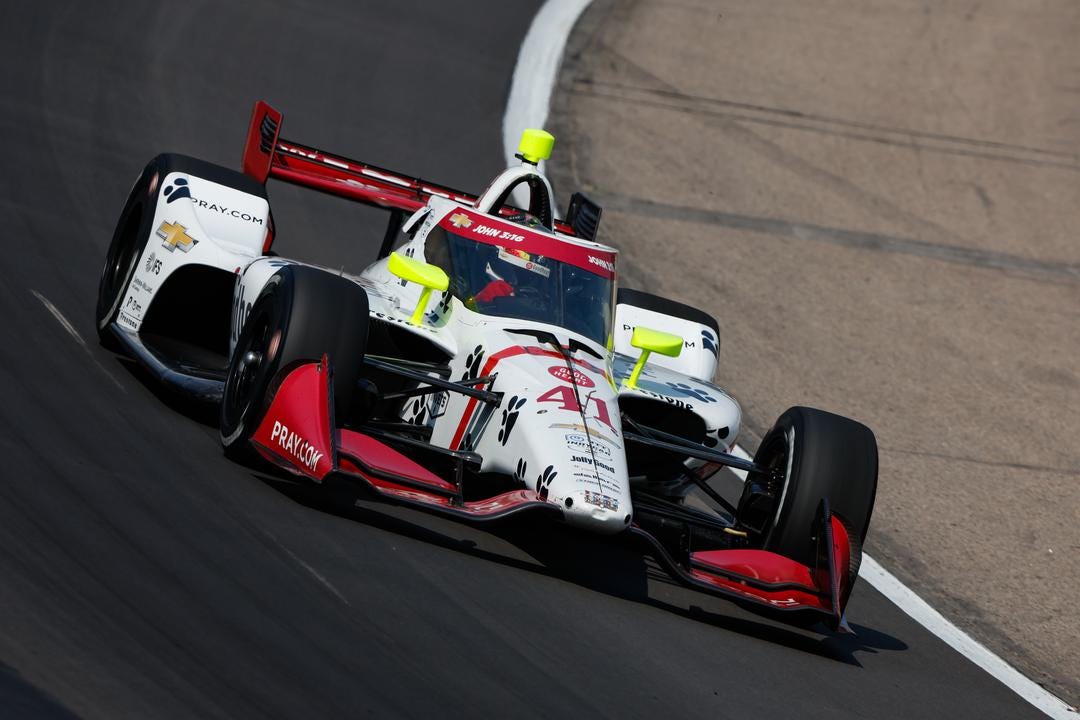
(219, 265), (369, 453)
(756, 406), (878, 567)
(96, 164), (159, 334)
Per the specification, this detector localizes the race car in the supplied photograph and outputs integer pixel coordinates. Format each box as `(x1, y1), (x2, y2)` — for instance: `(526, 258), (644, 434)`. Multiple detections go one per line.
(96, 101), (878, 630)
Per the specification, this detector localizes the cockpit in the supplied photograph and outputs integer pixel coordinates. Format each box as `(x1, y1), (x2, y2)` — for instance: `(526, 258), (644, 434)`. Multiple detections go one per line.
(424, 220), (614, 346)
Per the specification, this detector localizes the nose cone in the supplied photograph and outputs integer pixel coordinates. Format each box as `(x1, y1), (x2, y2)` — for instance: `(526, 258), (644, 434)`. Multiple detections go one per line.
(562, 490), (632, 534)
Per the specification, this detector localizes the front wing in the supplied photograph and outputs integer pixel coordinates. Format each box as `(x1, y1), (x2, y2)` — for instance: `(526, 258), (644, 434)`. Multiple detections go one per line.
(252, 359), (857, 630)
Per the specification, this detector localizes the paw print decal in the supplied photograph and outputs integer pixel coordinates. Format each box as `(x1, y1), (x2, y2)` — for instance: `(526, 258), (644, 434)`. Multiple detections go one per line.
(498, 396), (527, 445)
(164, 177), (190, 204)
(665, 381), (717, 403)
(462, 345), (484, 381)
(514, 458), (528, 483)
(702, 328), (719, 358)
(536, 465), (557, 500)
(407, 398), (427, 426)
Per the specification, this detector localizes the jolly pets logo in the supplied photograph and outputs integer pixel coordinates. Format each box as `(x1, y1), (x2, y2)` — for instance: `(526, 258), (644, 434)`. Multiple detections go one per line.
(164, 177), (264, 225)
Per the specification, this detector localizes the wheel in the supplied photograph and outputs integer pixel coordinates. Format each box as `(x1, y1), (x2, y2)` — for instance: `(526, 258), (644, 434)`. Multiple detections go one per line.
(96, 153), (269, 347)
(616, 288), (719, 337)
(740, 406), (878, 569)
(220, 265), (369, 458)
(96, 164), (156, 346)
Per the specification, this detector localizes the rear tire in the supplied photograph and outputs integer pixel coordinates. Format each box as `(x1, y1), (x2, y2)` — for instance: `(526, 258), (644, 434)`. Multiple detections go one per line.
(219, 265), (369, 458)
(743, 406), (878, 569)
(96, 166), (156, 346)
(96, 153), (270, 347)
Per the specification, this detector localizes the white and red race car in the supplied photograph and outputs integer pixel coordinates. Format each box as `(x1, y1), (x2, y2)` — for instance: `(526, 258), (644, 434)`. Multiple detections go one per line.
(96, 101), (878, 629)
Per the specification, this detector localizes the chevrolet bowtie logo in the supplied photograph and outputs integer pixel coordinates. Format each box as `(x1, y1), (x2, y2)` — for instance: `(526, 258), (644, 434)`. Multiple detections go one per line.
(449, 212), (472, 229)
(156, 221), (198, 253)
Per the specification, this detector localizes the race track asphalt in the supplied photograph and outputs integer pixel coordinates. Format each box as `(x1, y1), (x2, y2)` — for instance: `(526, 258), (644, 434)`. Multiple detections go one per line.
(0, 2), (1050, 718)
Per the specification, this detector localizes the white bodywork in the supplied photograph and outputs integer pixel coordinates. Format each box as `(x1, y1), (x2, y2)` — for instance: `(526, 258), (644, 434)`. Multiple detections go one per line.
(129, 158), (741, 535)
(119, 171), (269, 333)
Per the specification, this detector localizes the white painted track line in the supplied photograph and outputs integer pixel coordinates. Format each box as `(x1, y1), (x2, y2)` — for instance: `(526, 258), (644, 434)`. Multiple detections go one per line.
(505, 1), (1077, 715)
(727, 444), (1075, 717)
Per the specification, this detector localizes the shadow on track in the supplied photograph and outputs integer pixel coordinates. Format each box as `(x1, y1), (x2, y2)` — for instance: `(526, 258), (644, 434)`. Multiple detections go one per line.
(262, 470), (909, 669)
(112, 354), (908, 669)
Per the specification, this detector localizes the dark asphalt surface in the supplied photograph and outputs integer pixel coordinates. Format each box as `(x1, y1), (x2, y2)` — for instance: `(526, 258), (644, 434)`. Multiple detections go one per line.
(0, 2), (1047, 718)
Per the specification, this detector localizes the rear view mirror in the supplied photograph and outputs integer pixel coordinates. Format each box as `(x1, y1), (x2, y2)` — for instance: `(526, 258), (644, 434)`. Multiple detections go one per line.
(625, 327), (682, 388)
(388, 252), (449, 326)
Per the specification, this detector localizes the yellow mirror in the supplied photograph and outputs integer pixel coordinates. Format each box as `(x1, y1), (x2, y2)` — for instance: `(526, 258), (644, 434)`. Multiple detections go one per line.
(625, 327), (683, 389)
(388, 251), (449, 326)
(518, 128), (555, 165)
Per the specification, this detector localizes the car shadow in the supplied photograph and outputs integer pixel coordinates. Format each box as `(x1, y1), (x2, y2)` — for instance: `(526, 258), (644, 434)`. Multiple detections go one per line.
(257, 470), (908, 668)
(109, 353), (909, 666)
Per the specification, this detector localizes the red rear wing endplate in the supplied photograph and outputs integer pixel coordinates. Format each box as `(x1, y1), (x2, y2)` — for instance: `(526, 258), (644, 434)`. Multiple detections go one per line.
(241, 100), (578, 235)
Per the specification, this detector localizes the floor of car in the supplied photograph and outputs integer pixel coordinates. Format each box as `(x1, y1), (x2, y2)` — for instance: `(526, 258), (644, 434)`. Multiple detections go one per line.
(140, 332), (229, 382)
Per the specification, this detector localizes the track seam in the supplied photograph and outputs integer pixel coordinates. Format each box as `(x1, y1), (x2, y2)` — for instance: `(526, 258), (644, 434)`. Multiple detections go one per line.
(506, 2), (1076, 716)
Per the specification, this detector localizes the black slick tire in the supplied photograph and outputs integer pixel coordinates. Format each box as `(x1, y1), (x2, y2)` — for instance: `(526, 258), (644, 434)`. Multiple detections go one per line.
(219, 265), (369, 459)
(749, 406), (878, 569)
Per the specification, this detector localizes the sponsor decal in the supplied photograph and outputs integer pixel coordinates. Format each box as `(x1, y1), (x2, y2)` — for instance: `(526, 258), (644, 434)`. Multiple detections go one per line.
(565, 433), (612, 457)
(144, 251), (162, 275)
(124, 295), (143, 314)
(572, 471), (620, 493)
(582, 491), (619, 512)
(588, 255), (615, 272)
(497, 246), (551, 277)
(157, 221), (198, 253)
(131, 277), (154, 294)
(449, 212), (473, 229)
(548, 365), (594, 388)
(269, 420), (324, 471)
(118, 311), (138, 329)
(639, 387), (694, 411)
(164, 177), (191, 203)
(548, 423), (621, 449)
(474, 224), (525, 243)
(191, 198), (264, 225)
(569, 454), (616, 475)
(371, 310), (438, 333)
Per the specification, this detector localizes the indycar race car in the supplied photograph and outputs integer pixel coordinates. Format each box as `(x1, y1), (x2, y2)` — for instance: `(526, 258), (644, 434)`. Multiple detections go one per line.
(96, 101), (878, 630)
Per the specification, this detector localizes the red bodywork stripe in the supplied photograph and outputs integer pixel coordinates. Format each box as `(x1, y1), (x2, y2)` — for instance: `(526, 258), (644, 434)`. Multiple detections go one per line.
(448, 345), (611, 450)
(438, 208), (615, 278)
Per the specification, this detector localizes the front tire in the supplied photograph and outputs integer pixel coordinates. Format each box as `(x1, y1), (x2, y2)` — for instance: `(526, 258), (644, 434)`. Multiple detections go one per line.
(742, 406), (878, 569)
(220, 265), (369, 458)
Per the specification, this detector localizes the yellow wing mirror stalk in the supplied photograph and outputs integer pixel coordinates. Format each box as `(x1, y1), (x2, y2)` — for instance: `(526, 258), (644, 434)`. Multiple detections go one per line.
(387, 252), (449, 326)
(625, 327), (683, 389)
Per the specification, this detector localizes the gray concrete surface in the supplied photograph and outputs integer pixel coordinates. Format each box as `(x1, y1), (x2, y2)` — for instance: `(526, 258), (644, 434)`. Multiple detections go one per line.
(550, 0), (1080, 704)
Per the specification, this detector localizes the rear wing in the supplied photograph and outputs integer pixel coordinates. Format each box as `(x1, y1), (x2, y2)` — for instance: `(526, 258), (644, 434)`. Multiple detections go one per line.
(241, 101), (595, 243)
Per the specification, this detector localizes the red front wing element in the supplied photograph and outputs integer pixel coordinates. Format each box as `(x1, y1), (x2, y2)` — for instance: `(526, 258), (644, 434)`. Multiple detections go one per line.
(251, 360), (560, 523)
(631, 510), (856, 629)
(253, 360), (858, 628)
(241, 100), (580, 236)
